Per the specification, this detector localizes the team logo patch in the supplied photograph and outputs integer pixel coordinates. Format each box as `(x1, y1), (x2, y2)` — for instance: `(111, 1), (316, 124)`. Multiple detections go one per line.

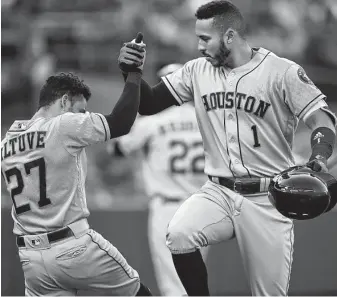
(32, 239), (41, 246)
(297, 67), (313, 85)
(17, 123), (26, 129)
(313, 132), (324, 143)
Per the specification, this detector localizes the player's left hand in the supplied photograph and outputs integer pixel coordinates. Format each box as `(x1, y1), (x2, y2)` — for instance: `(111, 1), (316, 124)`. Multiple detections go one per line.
(306, 155), (329, 172)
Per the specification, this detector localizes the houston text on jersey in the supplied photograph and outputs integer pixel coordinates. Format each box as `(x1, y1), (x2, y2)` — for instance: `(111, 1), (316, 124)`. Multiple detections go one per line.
(201, 91), (271, 118)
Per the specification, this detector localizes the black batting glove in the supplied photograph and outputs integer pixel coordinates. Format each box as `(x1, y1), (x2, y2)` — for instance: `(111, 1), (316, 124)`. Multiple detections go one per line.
(118, 33), (146, 74)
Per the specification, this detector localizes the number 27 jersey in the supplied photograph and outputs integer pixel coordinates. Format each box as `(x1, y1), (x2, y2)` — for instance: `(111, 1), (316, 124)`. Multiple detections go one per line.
(162, 47), (332, 178)
(1, 112), (110, 235)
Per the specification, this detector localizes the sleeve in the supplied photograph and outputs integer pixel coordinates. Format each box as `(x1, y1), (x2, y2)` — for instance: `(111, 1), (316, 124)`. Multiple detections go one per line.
(161, 60), (194, 105)
(115, 116), (154, 155)
(59, 112), (111, 152)
(281, 64), (327, 121)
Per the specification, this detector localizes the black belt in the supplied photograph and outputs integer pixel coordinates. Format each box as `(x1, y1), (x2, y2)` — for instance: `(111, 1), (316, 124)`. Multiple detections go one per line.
(17, 227), (74, 247)
(208, 175), (269, 195)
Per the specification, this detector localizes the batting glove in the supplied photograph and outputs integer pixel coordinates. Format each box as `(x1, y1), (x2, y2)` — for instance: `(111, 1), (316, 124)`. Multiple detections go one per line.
(306, 155), (329, 172)
(118, 33), (146, 74)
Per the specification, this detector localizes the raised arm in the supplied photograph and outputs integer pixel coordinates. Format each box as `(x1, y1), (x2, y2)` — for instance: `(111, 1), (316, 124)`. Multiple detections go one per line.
(104, 33), (145, 138)
(104, 72), (142, 138)
(118, 36), (177, 116)
(138, 79), (177, 115)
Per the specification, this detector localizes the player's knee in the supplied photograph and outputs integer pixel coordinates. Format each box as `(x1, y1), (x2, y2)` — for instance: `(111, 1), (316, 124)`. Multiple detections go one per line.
(166, 220), (203, 253)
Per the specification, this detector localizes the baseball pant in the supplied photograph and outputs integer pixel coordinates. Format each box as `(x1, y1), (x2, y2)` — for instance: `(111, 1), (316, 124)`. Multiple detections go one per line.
(148, 196), (209, 296)
(166, 180), (294, 296)
(17, 218), (140, 296)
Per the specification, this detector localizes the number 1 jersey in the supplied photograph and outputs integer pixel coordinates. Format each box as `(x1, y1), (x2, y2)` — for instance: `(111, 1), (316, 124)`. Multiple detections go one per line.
(1, 112), (110, 235)
(161, 48), (331, 178)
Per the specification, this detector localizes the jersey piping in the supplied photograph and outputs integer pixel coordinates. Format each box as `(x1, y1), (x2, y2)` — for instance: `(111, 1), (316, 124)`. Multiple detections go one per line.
(234, 51), (271, 177)
(162, 76), (185, 105)
(297, 93), (325, 119)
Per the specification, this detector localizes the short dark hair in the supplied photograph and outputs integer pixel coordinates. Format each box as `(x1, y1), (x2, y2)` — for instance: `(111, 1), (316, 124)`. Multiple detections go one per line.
(38, 72), (91, 109)
(195, 0), (246, 37)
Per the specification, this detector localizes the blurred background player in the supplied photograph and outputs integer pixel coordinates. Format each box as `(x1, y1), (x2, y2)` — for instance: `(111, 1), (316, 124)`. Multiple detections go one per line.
(108, 63), (209, 296)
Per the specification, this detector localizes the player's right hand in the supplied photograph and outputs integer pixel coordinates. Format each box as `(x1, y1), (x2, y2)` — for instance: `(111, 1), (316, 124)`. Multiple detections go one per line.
(118, 33), (146, 74)
(306, 155), (329, 173)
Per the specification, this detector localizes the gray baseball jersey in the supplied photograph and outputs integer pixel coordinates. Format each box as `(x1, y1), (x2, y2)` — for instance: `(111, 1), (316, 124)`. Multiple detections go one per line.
(162, 47), (330, 178)
(1, 112), (110, 235)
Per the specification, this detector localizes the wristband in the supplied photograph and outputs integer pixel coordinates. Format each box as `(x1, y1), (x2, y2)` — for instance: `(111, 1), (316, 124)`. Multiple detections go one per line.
(310, 127), (335, 160)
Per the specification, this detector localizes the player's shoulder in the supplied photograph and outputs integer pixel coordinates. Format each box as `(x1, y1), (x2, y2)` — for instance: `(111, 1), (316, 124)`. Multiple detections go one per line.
(2, 118), (50, 143)
(259, 48), (298, 74)
(58, 111), (89, 123)
(58, 111), (105, 127)
(182, 57), (211, 72)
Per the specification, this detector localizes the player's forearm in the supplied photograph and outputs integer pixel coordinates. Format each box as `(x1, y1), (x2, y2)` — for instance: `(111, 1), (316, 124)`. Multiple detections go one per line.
(121, 74), (157, 115)
(105, 72), (142, 138)
(305, 109), (336, 161)
(139, 79), (177, 115)
(138, 79), (157, 115)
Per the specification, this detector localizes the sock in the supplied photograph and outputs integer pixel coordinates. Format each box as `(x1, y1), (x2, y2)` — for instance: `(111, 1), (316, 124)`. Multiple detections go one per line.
(136, 282), (152, 296)
(172, 249), (210, 296)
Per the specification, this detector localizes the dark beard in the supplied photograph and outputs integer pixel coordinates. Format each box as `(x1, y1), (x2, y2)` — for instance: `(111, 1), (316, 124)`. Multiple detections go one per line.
(214, 40), (230, 67)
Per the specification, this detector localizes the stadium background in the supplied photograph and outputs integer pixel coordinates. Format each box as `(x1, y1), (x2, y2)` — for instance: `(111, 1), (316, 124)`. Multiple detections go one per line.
(1, 0), (337, 295)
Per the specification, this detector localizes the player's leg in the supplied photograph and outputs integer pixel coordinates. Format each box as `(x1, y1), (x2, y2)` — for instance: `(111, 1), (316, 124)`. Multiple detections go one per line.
(148, 197), (186, 296)
(18, 248), (76, 296)
(166, 180), (236, 296)
(136, 283), (152, 296)
(52, 229), (143, 296)
(234, 193), (294, 296)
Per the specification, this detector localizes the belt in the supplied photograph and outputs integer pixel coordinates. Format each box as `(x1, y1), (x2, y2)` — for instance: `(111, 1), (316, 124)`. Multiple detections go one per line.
(17, 227), (74, 248)
(208, 175), (271, 194)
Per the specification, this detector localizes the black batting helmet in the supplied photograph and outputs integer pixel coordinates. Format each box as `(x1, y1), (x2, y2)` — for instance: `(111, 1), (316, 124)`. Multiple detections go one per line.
(268, 166), (337, 220)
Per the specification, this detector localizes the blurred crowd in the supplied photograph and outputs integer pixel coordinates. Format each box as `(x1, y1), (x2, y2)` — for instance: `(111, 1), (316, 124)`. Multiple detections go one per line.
(2, 0), (337, 209)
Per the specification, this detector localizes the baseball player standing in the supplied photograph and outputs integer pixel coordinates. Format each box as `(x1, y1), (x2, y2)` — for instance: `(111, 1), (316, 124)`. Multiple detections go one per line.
(1, 53), (152, 295)
(118, 1), (336, 296)
(108, 63), (208, 296)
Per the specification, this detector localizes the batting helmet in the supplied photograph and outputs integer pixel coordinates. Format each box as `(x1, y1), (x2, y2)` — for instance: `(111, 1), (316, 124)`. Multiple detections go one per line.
(268, 165), (337, 220)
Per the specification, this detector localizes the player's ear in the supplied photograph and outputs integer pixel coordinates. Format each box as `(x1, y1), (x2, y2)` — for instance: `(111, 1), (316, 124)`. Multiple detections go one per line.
(225, 29), (235, 45)
(60, 94), (69, 110)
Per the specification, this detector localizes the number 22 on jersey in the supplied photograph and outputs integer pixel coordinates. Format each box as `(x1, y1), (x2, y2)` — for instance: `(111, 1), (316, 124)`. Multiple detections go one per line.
(169, 140), (204, 174)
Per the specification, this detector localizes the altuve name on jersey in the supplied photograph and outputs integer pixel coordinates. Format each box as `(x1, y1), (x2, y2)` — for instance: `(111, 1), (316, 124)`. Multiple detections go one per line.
(201, 91), (271, 119)
(1, 131), (47, 161)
